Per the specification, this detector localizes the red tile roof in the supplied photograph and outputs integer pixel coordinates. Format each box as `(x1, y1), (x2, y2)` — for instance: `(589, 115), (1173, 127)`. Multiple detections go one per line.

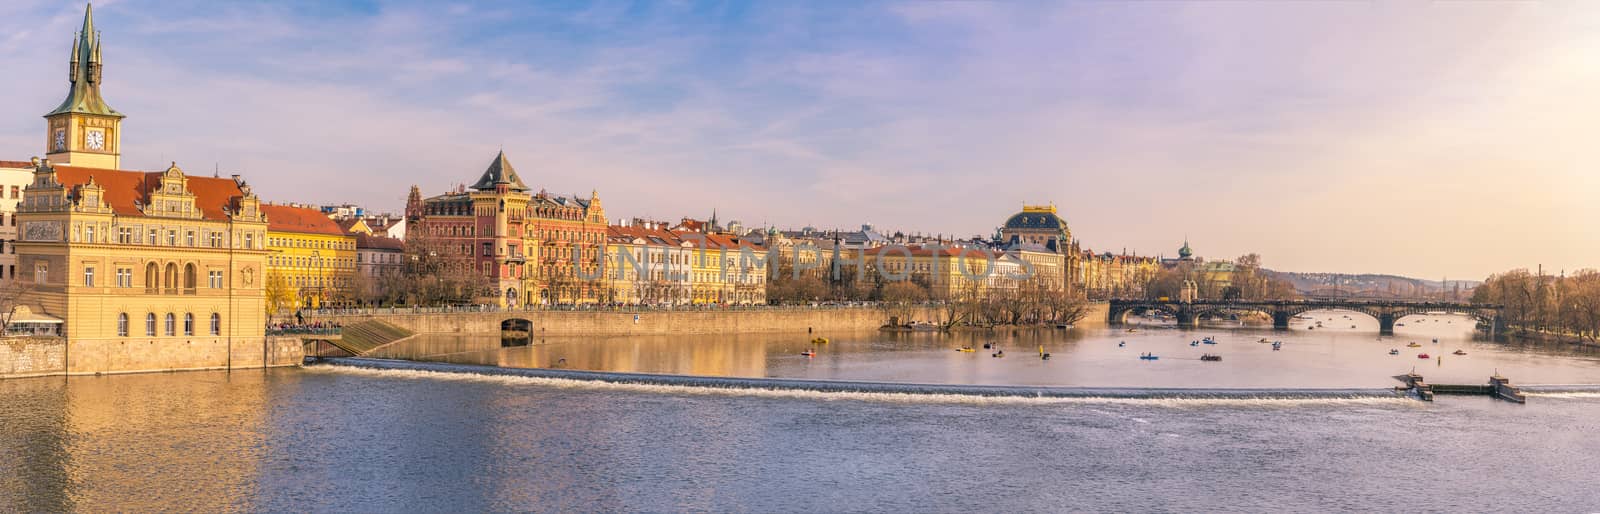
(262, 204), (346, 236)
(0, 160), (35, 169)
(48, 165), (247, 220)
(354, 232), (404, 251)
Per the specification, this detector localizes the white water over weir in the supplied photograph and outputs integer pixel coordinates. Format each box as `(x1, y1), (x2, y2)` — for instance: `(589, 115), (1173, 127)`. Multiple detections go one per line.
(316, 357), (1405, 401)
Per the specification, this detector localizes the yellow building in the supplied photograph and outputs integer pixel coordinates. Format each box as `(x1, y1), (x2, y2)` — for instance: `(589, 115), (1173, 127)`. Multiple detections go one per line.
(262, 204), (357, 311)
(12, 6), (272, 365)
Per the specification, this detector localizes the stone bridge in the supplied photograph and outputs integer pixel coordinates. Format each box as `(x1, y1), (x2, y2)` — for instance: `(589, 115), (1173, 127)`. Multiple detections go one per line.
(1107, 299), (1505, 335)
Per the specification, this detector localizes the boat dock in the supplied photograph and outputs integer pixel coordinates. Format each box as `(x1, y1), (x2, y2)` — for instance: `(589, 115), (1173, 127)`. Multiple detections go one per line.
(1395, 373), (1525, 403)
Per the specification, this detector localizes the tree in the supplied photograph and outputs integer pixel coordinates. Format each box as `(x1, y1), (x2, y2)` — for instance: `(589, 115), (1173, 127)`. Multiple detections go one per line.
(878, 281), (926, 324)
(264, 273), (295, 317)
(0, 280), (37, 335)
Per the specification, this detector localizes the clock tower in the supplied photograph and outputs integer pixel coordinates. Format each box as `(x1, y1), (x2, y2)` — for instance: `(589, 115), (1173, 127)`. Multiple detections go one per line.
(45, 4), (124, 170)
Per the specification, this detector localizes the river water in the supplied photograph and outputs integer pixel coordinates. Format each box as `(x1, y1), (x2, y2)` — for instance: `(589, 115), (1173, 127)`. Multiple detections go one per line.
(4, 311), (1600, 512)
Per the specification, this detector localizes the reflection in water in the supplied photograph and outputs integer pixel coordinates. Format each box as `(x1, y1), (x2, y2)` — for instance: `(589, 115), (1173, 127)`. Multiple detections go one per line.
(371, 312), (1600, 388)
(0, 372), (276, 512)
(2, 365), (1600, 511)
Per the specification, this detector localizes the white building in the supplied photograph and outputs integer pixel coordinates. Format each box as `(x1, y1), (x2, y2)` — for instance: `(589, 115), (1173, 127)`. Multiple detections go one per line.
(0, 161), (33, 281)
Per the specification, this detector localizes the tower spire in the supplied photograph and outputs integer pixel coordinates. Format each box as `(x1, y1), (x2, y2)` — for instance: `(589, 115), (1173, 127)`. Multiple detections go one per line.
(48, 3), (121, 118)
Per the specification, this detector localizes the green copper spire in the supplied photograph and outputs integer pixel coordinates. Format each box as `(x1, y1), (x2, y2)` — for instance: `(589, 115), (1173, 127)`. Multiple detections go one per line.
(46, 3), (123, 118)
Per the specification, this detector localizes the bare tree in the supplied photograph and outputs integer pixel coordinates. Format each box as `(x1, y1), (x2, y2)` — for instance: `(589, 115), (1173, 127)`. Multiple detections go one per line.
(0, 280), (38, 335)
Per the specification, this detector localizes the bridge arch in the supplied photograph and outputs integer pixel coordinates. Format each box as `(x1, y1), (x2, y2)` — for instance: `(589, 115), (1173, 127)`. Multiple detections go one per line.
(500, 318), (533, 347)
(1108, 303), (1181, 325)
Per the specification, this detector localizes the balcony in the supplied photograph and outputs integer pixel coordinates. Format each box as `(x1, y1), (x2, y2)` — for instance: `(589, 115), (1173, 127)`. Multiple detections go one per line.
(506, 253), (526, 264)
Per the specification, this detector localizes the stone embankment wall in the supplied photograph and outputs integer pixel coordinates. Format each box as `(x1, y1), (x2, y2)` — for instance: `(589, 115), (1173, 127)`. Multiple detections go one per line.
(308, 302), (1111, 337)
(0, 336), (303, 380)
(0, 337), (66, 378)
(310, 307), (937, 337)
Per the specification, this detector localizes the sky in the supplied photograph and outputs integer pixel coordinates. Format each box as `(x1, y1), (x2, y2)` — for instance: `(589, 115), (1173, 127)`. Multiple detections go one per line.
(2, 1), (1598, 280)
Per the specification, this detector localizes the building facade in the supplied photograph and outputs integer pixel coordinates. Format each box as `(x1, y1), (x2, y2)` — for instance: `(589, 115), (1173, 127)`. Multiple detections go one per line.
(0, 163), (32, 282)
(262, 204), (356, 311)
(12, 7), (271, 352)
(407, 152), (613, 307)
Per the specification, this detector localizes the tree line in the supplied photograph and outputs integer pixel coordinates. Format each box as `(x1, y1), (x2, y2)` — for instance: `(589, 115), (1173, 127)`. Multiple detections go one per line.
(1473, 268), (1600, 340)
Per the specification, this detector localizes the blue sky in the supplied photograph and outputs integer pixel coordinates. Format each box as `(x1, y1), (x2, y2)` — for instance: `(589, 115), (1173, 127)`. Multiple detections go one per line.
(3, 1), (1599, 279)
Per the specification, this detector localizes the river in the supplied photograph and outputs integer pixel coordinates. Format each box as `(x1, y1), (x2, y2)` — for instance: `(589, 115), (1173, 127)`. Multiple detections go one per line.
(3, 311), (1599, 512)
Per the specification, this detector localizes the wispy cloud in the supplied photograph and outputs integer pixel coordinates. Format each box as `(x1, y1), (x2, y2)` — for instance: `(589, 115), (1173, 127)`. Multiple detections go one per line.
(0, 1), (1597, 278)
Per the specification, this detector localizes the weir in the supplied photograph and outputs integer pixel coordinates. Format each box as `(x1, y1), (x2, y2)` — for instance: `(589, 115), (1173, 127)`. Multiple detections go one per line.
(314, 357), (1401, 400)
(1394, 373), (1524, 403)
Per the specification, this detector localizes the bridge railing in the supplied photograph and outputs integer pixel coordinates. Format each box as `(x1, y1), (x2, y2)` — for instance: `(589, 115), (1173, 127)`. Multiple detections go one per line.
(267, 326), (342, 336)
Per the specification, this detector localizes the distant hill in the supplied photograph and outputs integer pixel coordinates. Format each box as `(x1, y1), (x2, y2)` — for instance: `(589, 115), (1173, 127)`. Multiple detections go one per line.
(1264, 271), (1480, 300)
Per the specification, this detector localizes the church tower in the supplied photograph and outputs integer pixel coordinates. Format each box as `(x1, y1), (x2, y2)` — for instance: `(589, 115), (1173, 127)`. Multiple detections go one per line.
(45, 4), (125, 170)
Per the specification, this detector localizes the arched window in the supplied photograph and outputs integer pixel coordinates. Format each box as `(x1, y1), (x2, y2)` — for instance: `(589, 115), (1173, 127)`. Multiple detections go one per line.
(164, 262), (178, 293)
(116, 313), (128, 337)
(145, 262), (159, 294)
(210, 313), (221, 335)
(145, 313), (156, 336)
(183, 313), (194, 336)
(164, 313), (176, 336)
(183, 263), (197, 292)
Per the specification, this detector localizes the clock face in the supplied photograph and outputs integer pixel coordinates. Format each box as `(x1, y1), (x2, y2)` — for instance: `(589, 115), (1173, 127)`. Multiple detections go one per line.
(53, 130), (65, 150)
(85, 130), (105, 150)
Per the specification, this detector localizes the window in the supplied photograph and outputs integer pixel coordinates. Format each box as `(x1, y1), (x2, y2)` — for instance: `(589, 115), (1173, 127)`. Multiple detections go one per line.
(167, 230), (177, 246)
(208, 270), (223, 288)
(164, 313), (176, 336)
(209, 313), (221, 335)
(118, 227), (133, 243)
(115, 267), (131, 288)
(210, 232), (222, 247)
(186, 231), (195, 246)
(83, 266), (94, 287)
(9, 185), (16, 199)
(183, 313), (194, 336)
(116, 313), (128, 337)
(33, 262), (46, 285)
(84, 226), (95, 243)
(145, 313), (156, 336)
(244, 233), (254, 249)
(147, 229), (157, 245)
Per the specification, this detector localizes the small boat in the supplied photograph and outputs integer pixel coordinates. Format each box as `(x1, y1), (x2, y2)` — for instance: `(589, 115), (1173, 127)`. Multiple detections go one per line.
(956, 347), (975, 353)
(1138, 353), (1159, 360)
(1406, 342), (1422, 348)
(1396, 323), (1406, 327)
(1417, 353), (1430, 359)
(1388, 349), (1400, 355)
(1055, 323), (1073, 329)
(1202, 339), (1217, 345)
(983, 343), (992, 349)
(1350, 325), (1356, 329)
(1200, 354), (1222, 362)
(1432, 339), (1439, 344)
(992, 351), (1005, 358)
(800, 350), (815, 357)
(1190, 341), (1199, 347)
(811, 337), (829, 344)
(1452, 350), (1467, 356)
(1127, 328), (1139, 333)
(1118, 341), (1126, 348)
(1258, 338), (1272, 344)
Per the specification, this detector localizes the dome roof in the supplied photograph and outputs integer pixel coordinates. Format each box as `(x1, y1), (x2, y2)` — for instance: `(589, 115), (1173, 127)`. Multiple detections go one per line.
(1003, 211), (1066, 231)
(1178, 240), (1193, 258)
